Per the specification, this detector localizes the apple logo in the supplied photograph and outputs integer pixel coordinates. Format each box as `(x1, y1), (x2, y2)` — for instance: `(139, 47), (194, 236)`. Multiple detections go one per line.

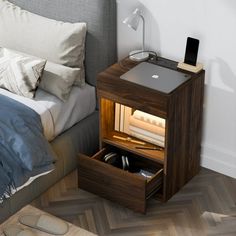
(152, 74), (159, 79)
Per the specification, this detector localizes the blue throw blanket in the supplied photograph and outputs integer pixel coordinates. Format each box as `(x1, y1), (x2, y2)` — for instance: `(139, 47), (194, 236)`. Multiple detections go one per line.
(0, 94), (56, 201)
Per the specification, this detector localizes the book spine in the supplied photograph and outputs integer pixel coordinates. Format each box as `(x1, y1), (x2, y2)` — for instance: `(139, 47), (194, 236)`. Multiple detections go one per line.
(114, 103), (120, 132)
(129, 125), (165, 142)
(129, 116), (165, 136)
(133, 110), (166, 128)
(119, 104), (125, 132)
(130, 131), (165, 147)
(123, 106), (132, 135)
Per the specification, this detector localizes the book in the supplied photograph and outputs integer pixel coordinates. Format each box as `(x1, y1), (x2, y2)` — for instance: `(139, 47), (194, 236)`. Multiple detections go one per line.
(119, 104), (125, 132)
(129, 116), (165, 136)
(133, 110), (166, 128)
(130, 131), (165, 147)
(123, 106), (132, 134)
(114, 103), (120, 131)
(129, 125), (165, 142)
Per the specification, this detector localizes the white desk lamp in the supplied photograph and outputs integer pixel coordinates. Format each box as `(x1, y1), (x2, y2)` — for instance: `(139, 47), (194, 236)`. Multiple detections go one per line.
(123, 8), (149, 61)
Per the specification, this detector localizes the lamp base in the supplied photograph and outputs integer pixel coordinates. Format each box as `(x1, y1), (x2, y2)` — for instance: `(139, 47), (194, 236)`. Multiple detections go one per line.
(129, 50), (149, 62)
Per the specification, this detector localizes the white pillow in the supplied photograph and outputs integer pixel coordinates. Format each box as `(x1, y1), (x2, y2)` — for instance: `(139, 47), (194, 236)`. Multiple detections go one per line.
(40, 62), (80, 101)
(0, 48), (46, 98)
(0, 0), (86, 86)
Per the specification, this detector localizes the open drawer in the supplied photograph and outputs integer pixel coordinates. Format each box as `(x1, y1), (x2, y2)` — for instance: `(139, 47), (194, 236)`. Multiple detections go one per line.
(78, 145), (163, 213)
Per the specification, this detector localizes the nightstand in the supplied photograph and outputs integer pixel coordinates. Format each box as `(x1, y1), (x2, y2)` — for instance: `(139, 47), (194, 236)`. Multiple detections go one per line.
(78, 57), (205, 213)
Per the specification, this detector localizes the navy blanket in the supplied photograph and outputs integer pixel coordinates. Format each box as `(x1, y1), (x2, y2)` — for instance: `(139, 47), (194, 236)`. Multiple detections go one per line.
(0, 94), (56, 201)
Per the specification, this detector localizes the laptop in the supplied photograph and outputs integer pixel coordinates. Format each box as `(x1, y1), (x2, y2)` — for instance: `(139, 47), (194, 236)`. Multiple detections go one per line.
(120, 62), (191, 94)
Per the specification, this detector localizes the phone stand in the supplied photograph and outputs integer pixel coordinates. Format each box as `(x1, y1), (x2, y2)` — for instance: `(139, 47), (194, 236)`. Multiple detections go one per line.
(177, 62), (203, 73)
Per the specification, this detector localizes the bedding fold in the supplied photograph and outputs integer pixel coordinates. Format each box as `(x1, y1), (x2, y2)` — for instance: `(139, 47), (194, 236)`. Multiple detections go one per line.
(0, 94), (55, 202)
(0, 84), (96, 141)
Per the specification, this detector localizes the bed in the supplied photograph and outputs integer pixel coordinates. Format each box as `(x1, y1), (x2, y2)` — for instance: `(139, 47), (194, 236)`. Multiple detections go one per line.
(0, 0), (117, 223)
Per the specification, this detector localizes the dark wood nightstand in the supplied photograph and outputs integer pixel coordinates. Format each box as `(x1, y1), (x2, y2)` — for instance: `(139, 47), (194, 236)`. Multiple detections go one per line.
(78, 57), (205, 213)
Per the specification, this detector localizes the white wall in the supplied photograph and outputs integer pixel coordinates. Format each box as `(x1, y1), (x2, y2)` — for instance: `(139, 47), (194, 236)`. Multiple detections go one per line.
(117, 0), (236, 178)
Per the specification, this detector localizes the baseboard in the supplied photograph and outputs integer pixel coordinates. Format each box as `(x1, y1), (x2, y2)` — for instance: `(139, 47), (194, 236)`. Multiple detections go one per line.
(201, 143), (236, 179)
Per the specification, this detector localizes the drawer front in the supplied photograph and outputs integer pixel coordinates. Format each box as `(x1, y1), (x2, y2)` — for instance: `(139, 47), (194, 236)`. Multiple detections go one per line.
(78, 153), (146, 213)
(78, 149), (163, 213)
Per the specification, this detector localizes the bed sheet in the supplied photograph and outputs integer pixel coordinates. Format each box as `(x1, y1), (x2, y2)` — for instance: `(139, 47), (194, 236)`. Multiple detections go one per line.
(0, 84), (96, 141)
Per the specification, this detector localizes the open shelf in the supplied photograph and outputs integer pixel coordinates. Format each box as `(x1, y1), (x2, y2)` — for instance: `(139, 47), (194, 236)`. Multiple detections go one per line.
(102, 131), (165, 164)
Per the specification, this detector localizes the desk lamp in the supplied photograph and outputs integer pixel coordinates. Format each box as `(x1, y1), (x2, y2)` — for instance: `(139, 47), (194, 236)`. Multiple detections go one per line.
(123, 8), (149, 61)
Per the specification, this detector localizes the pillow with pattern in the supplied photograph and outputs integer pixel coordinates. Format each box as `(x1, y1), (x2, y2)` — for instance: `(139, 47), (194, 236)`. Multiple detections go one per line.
(0, 48), (46, 98)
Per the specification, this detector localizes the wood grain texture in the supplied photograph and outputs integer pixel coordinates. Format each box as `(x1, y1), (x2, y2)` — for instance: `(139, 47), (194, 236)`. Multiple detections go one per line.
(78, 148), (163, 213)
(97, 61), (169, 119)
(78, 56), (205, 213)
(164, 67), (205, 200)
(103, 131), (165, 164)
(31, 168), (236, 236)
(99, 98), (115, 141)
(96, 57), (205, 205)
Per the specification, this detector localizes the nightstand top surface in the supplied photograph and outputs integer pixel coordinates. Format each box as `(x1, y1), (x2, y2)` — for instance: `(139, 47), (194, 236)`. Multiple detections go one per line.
(120, 62), (191, 94)
(97, 57), (204, 95)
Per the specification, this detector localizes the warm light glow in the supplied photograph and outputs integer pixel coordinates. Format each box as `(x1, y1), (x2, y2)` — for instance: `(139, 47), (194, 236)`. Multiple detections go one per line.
(114, 103), (166, 148)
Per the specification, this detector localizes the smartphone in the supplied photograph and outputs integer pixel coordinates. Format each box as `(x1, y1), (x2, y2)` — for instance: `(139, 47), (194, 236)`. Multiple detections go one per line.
(184, 37), (199, 66)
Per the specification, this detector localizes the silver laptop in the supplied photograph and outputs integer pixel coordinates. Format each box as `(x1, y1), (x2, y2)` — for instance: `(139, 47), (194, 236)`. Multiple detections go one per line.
(120, 62), (191, 94)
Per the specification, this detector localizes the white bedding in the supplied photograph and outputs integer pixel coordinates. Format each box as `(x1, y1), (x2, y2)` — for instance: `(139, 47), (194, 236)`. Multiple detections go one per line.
(0, 83), (96, 141)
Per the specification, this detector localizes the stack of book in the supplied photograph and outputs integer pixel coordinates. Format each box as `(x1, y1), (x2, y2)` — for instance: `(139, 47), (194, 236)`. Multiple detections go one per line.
(114, 103), (132, 134)
(114, 104), (166, 147)
(129, 110), (165, 147)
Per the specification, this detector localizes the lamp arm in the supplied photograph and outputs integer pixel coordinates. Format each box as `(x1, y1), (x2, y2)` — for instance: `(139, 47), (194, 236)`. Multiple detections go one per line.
(140, 14), (145, 52)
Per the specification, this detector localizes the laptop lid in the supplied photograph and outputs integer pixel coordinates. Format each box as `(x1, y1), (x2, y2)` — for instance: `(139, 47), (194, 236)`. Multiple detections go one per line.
(120, 62), (191, 94)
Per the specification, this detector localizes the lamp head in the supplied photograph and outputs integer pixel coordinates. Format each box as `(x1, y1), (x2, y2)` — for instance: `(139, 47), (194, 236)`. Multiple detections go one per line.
(123, 8), (149, 61)
(123, 8), (142, 31)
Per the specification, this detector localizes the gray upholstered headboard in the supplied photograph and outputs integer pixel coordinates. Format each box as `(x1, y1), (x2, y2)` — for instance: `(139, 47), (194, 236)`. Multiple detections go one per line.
(9, 0), (117, 86)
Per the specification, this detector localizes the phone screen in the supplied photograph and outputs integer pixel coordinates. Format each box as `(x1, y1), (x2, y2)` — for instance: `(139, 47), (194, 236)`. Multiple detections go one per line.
(184, 37), (199, 66)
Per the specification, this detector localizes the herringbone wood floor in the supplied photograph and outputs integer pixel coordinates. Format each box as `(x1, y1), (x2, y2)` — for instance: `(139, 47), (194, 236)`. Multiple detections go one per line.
(32, 168), (236, 236)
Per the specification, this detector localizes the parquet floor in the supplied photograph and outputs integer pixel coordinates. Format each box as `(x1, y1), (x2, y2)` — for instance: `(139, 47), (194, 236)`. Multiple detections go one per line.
(32, 168), (236, 236)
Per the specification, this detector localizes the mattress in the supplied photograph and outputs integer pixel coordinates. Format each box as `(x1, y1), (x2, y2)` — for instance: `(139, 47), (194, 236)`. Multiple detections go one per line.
(0, 84), (96, 141)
